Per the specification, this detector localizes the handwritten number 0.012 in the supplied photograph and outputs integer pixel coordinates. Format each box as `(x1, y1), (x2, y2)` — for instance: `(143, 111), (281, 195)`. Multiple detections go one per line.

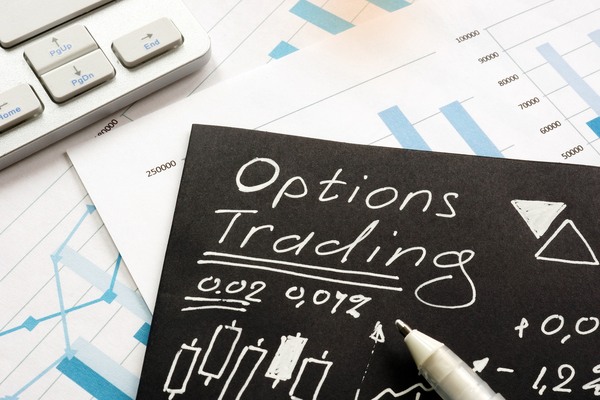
(455, 30), (479, 43)
(146, 160), (176, 177)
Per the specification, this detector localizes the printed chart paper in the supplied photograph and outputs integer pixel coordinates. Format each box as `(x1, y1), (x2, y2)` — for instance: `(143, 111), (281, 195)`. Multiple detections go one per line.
(0, 1), (418, 398)
(67, 0), (600, 311)
(138, 124), (600, 399)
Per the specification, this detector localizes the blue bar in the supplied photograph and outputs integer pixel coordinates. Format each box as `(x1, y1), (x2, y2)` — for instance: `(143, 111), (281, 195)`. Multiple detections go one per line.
(134, 323), (151, 345)
(537, 43), (600, 115)
(588, 30), (600, 47)
(586, 116), (600, 138)
(57, 357), (132, 400)
(269, 41), (299, 59)
(439, 101), (503, 158)
(366, 0), (410, 12)
(378, 106), (431, 151)
(290, 0), (354, 35)
(71, 338), (139, 398)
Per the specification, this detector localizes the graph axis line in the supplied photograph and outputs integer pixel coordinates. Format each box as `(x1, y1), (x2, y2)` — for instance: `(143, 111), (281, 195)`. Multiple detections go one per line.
(484, 0), (555, 30)
(255, 51), (436, 130)
(500, 6), (600, 52)
(186, 0), (289, 97)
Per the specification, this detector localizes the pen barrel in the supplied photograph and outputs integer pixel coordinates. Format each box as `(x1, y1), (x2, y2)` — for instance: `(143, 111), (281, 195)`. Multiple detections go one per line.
(419, 346), (506, 400)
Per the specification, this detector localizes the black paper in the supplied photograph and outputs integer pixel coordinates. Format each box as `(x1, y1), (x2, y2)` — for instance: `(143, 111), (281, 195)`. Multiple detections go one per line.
(138, 125), (600, 399)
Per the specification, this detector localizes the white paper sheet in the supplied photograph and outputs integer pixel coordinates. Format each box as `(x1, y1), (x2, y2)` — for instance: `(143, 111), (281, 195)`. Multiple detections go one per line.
(68, 0), (600, 313)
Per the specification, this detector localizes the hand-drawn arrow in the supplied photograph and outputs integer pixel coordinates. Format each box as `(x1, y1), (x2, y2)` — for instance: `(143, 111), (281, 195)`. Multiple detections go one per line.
(141, 33), (153, 40)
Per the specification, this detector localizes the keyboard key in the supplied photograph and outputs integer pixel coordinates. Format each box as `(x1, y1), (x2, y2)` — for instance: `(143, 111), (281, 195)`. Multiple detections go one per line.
(24, 25), (98, 75)
(112, 18), (183, 68)
(0, 0), (113, 48)
(40, 49), (115, 103)
(0, 84), (44, 133)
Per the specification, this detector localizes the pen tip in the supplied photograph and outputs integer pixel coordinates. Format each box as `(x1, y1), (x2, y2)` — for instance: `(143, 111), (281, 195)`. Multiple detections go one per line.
(395, 319), (412, 337)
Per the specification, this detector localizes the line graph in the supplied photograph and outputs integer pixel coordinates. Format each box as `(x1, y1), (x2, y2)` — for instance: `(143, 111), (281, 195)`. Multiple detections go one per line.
(0, 167), (150, 400)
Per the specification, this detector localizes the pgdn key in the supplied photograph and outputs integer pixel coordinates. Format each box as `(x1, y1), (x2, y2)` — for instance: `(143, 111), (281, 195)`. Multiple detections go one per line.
(40, 49), (115, 103)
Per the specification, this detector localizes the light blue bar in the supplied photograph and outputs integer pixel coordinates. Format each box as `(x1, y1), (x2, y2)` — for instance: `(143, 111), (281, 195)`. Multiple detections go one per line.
(587, 116), (600, 138)
(366, 0), (410, 12)
(290, 0), (354, 35)
(588, 30), (600, 47)
(71, 337), (139, 398)
(57, 357), (132, 400)
(537, 43), (600, 115)
(59, 246), (152, 324)
(378, 106), (431, 151)
(269, 41), (299, 59)
(439, 101), (503, 158)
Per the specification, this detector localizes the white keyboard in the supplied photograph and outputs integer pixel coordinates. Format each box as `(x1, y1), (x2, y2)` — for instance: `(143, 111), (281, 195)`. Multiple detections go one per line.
(0, 0), (211, 169)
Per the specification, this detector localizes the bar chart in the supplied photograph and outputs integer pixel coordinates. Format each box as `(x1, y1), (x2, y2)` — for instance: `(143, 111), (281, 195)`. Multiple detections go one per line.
(269, 0), (412, 60)
(378, 101), (503, 157)
(486, 0), (600, 162)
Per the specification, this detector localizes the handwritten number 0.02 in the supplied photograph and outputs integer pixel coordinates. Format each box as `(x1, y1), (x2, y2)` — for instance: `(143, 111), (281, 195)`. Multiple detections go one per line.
(146, 160), (176, 177)
(518, 97), (540, 110)
(197, 276), (266, 303)
(455, 30), (479, 43)
(478, 52), (499, 63)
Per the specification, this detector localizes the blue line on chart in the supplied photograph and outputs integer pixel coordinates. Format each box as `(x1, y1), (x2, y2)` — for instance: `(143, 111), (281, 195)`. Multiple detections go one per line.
(2, 354), (68, 400)
(52, 252), (72, 353)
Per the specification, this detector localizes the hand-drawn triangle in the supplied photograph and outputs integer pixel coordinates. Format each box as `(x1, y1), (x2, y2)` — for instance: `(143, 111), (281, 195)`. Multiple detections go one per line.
(369, 321), (385, 343)
(535, 219), (599, 265)
(472, 357), (489, 373)
(511, 199), (566, 239)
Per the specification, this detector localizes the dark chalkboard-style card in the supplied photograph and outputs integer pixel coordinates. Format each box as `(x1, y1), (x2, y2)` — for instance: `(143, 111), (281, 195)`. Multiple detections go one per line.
(137, 125), (600, 400)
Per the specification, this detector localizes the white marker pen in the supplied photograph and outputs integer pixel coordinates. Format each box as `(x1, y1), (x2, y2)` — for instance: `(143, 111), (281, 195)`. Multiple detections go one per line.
(395, 319), (506, 400)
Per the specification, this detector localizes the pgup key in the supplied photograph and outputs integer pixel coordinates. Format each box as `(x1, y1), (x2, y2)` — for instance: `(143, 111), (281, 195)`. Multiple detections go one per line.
(24, 25), (98, 76)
